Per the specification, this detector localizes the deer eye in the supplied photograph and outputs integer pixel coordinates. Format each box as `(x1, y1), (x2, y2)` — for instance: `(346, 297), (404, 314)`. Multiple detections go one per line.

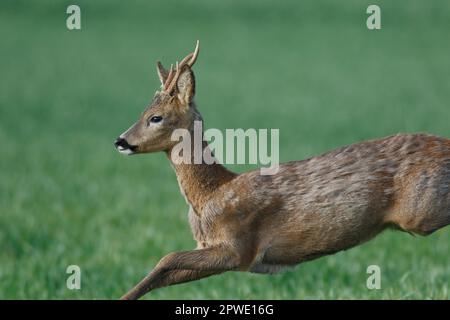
(148, 116), (163, 125)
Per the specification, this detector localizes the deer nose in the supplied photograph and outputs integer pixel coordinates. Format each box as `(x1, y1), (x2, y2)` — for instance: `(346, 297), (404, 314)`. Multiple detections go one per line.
(114, 137), (137, 151)
(114, 137), (126, 148)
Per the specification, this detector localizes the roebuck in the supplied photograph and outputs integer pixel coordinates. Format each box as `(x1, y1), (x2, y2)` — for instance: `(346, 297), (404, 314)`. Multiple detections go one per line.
(115, 41), (450, 300)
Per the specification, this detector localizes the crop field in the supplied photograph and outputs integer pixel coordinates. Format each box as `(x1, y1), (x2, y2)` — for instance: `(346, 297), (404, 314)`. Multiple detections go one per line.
(0, 0), (449, 299)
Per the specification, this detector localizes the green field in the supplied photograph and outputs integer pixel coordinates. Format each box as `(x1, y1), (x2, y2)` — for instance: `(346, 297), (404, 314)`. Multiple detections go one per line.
(0, 0), (449, 299)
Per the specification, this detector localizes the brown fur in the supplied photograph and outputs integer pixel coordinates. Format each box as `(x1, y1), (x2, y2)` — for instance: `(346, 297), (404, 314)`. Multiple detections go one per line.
(116, 44), (450, 300)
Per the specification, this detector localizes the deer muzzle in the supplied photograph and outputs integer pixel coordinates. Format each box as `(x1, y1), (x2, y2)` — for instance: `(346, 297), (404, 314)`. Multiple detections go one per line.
(114, 137), (137, 155)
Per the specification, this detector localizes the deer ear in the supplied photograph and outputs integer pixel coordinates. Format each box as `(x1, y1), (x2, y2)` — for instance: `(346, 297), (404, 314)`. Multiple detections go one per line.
(156, 61), (168, 87)
(176, 66), (195, 105)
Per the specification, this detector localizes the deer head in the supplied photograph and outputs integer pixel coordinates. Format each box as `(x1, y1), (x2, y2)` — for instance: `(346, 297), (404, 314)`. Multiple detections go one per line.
(114, 41), (201, 155)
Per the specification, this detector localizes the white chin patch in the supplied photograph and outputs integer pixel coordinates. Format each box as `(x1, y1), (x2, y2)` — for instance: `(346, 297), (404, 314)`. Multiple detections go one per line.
(117, 146), (134, 155)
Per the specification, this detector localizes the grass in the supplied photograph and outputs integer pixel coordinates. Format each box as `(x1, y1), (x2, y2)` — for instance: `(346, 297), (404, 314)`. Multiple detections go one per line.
(0, 0), (449, 299)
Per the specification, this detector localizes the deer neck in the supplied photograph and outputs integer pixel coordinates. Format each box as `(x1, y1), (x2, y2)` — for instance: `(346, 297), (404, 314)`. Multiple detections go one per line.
(166, 138), (236, 216)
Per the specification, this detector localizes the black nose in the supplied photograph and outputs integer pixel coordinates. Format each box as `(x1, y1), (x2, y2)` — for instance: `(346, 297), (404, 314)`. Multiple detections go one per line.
(114, 137), (136, 150)
(114, 137), (125, 148)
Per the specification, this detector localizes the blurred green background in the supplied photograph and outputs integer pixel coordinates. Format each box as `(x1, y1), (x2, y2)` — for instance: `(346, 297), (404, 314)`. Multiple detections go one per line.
(0, 0), (449, 299)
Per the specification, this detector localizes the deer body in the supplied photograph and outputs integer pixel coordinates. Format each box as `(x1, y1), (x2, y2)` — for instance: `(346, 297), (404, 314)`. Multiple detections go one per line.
(178, 133), (450, 272)
(114, 42), (450, 299)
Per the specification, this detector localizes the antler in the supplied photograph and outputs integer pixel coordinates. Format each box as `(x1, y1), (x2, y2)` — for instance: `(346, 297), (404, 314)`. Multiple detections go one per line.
(162, 40), (200, 93)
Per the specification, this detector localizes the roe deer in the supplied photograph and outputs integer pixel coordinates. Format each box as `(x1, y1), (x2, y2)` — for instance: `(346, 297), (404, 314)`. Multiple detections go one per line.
(114, 41), (450, 300)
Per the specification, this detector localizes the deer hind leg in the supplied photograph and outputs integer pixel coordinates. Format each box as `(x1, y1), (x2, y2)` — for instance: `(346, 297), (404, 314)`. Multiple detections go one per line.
(392, 170), (450, 236)
(399, 209), (450, 236)
(120, 246), (242, 300)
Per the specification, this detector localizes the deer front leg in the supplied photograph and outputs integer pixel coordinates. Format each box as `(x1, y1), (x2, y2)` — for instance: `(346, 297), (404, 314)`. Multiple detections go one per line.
(121, 269), (220, 300)
(120, 246), (241, 300)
